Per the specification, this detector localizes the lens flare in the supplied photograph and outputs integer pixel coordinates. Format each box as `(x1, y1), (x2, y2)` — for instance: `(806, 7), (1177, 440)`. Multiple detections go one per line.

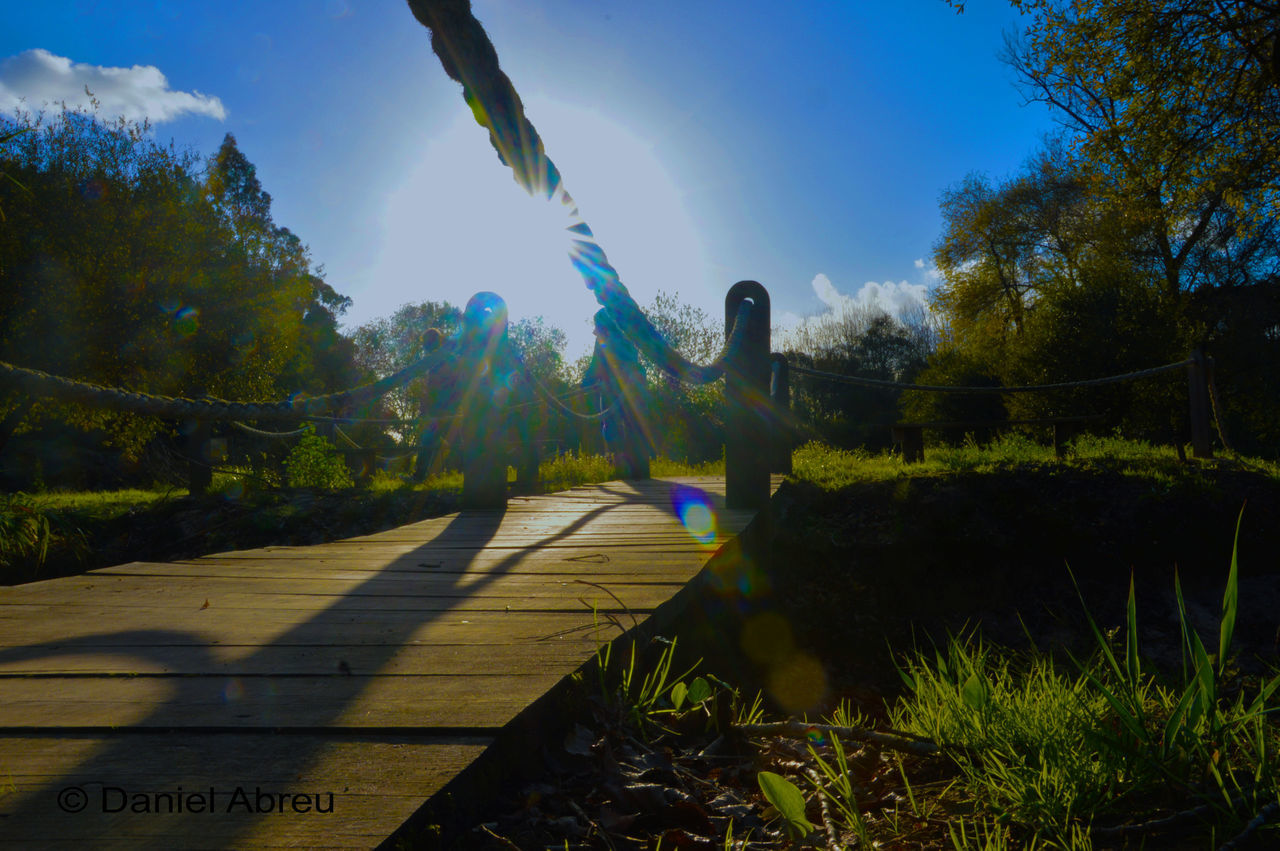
(174, 306), (199, 336)
(222, 678), (244, 702)
(768, 653), (828, 715)
(671, 485), (717, 544)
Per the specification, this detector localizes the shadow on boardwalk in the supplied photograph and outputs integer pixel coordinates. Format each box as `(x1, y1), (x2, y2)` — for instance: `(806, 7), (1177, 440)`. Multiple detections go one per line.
(0, 480), (734, 848)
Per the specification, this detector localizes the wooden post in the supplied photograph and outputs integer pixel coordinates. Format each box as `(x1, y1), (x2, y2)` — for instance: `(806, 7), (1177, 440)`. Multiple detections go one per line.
(1187, 348), (1213, 459)
(892, 425), (925, 463)
(460, 292), (510, 510)
(1052, 422), (1071, 458)
(184, 417), (213, 496)
(514, 442), (540, 494)
(769, 353), (792, 475)
(724, 281), (771, 510)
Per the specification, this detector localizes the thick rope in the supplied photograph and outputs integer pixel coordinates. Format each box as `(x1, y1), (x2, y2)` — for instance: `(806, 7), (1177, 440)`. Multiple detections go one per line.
(404, 0), (729, 384)
(788, 358), (1192, 394)
(0, 336), (459, 421)
(504, 346), (616, 422)
(330, 424), (360, 449)
(231, 422), (309, 438)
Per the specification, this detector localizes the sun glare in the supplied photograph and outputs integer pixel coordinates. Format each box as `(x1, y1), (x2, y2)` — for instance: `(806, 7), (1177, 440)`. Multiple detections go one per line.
(373, 96), (711, 359)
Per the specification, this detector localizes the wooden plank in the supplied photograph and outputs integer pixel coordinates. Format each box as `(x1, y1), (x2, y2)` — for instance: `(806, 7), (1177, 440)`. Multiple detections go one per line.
(0, 607), (629, 646)
(0, 641), (600, 676)
(0, 671), (568, 728)
(0, 476), (777, 848)
(0, 578), (688, 610)
(0, 732), (490, 849)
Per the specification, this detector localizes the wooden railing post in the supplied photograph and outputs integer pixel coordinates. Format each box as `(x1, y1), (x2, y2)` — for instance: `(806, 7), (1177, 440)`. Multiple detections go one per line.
(769, 353), (792, 475)
(1187, 347), (1213, 459)
(725, 281), (771, 510)
(183, 416), (213, 496)
(460, 292), (510, 510)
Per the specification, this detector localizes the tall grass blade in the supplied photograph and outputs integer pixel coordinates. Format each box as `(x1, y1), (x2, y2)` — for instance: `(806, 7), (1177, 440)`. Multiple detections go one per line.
(1218, 507), (1244, 677)
(1125, 572), (1140, 684)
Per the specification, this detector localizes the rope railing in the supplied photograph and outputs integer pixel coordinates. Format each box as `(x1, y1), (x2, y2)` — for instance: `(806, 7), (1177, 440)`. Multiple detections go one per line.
(504, 346), (616, 422)
(0, 336), (460, 422)
(787, 357), (1193, 394)
(230, 422), (310, 439)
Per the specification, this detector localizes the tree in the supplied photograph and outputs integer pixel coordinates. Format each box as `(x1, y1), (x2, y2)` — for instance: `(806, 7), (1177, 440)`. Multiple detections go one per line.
(784, 304), (935, 449)
(1005, 1), (1280, 300)
(0, 107), (357, 482)
(350, 301), (463, 423)
(635, 292), (724, 462)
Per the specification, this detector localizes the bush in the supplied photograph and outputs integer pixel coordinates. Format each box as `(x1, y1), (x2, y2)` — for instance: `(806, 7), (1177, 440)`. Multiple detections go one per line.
(282, 429), (353, 489)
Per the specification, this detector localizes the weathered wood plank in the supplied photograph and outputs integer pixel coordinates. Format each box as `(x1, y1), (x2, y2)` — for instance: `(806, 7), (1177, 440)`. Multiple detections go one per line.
(0, 732), (490, 849)
(0, 476), (776, 848)
(0, 671), (568, 728)
(0, 641), (598, 676)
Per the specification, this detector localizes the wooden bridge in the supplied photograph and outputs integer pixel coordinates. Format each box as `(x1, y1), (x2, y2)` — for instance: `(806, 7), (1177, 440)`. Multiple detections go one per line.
(0, 474), (779, 849)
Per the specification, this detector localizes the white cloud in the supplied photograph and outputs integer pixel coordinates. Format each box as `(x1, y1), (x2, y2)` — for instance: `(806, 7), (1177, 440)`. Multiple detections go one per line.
(775, 271), (934, 343)
(810, 272), (929, 317)
(914, 257), (941, 283)
(0, 49), (226, 123)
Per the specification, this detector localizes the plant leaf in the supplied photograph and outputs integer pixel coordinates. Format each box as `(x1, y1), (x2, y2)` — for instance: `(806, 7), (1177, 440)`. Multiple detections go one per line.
(1218, 506), (1244, 677)
(686, 676), (713, 706)
(961, 671), (988, 710)
(670, 681), (688, 712)
(757, 771), (814, 838)
(1125, 572), (1140, 684)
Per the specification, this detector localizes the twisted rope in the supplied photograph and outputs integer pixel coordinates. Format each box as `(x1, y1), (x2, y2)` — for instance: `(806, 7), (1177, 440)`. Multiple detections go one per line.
(505, 346), (616, 421)
(0, 336), (460, 421)
(231, 422), (309, 438)
(789, 358), (1192, 394)
(333, 424), (363, 449)
(405, 0), (732, 385)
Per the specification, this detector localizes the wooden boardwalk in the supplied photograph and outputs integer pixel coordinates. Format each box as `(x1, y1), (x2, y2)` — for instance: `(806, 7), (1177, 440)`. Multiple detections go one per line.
(0, 476), (776, 849)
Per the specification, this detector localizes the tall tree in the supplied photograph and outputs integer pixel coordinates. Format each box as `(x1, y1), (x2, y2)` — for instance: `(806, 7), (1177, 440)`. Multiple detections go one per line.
(1005, 0), (1280, 299)
(0, 107), (356, 471)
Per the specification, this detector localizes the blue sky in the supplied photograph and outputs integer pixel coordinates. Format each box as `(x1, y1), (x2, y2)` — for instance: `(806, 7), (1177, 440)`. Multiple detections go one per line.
(2, 1), (1055, 360)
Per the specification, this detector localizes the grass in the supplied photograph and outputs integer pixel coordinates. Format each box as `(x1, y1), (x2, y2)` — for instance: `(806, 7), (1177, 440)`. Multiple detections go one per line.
(564, 530), (1280, 847)
(791, 432), (1280, 491)
(793, 515), (1280, 849)
(0, 450), (725, 583)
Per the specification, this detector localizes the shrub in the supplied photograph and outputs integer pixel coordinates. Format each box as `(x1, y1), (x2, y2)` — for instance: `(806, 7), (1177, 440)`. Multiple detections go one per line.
(282, 429), (353, 489)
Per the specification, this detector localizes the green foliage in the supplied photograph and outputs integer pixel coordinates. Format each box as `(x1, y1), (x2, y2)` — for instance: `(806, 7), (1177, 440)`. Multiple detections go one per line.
(756, 771), (815, 839)
(639, 291), (725, 463)
(538, 450), (616, 490)
(0, 492), (87, 582)
(923, 3), (1280, 456)
(790, 436), (1280, 491)
(806, 733), (874, 843)
(592, 635), (759, 741)
(784, 305), (936, 449)
(0, 107), (357, 477)
(282, 429), (353, 489)
(0, 494), (53, 573)
(885, 518), (1280, 845)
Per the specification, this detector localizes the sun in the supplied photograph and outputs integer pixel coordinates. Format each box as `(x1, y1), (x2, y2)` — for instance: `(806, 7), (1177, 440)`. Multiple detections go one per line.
(374, 95), (712, 360)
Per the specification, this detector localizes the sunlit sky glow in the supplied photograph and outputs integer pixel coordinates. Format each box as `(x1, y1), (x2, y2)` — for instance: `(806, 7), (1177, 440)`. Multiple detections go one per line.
(2, 1), (1055, 360)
